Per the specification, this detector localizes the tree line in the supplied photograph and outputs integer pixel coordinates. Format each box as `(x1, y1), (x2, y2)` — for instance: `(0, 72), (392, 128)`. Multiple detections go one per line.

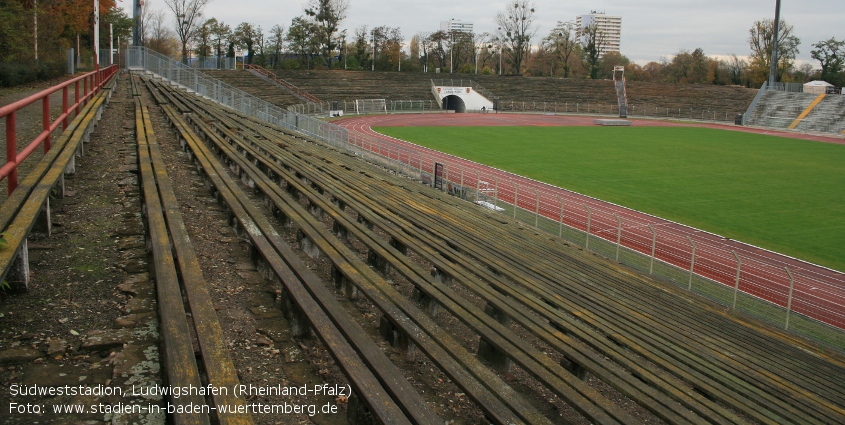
(0, 0), (132, 85)
(2, 0), (843, 88)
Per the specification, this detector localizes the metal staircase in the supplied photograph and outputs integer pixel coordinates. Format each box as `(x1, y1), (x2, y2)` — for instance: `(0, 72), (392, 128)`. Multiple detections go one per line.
(613, 66), (628, 118)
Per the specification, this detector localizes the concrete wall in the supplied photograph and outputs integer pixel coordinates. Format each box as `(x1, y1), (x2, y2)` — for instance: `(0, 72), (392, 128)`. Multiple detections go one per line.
(432, 86), (494, 112)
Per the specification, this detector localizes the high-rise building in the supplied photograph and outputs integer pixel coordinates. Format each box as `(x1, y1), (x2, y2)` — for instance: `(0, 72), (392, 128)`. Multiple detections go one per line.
(440, 19), (474, 34)
(576, 11), (621, 56)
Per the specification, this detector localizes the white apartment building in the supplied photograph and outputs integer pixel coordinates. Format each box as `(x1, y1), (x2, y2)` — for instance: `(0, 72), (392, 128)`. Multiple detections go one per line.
(576, 11), (622, 56)
(440, 19), (474, 34)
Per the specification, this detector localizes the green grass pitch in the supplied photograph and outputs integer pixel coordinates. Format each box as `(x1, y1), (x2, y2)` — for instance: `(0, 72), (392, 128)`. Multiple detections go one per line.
(373, 125), (845, 272)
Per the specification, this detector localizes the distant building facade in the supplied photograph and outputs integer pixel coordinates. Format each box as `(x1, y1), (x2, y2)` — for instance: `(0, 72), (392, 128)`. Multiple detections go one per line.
(440, 19), (474, 34)
(576, 11), (621, 57)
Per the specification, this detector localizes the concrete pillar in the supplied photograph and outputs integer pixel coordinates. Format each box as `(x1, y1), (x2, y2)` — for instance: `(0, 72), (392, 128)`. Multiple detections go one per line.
(357, 215), (373, 230)
(332, 221), (348, 241)
(560, 356), (588, 381)
(379, 316), (417, 362)
(297, 230), (321, 259)
(281, 290), (310, 338)
(33, 198), (52, 236)
(411, 287), (440, 316)
(346, 393), (376, 425)
(285, 182), (299, 200)
(389, 237), (407, 255)
(272, 205), (291, 227)
(477, 303), (512, 372)
(308, 200), (324, 221)
(367, 250), (389, 275)
(430, 267), (452, 286)
(7, 239), (30, 293)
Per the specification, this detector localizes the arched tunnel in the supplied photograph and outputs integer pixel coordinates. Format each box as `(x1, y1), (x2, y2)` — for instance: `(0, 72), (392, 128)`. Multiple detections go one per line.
(442, 95), (467, 113)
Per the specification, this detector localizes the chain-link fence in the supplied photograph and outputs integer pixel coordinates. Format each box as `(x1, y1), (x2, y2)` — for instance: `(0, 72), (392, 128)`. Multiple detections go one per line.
(126, 46), (845, 352)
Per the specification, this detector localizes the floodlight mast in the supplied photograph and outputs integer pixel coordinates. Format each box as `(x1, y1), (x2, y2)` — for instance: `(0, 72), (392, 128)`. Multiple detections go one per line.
(94, 0), (99, 71)
(133, 0), (143, 46)
(768, 0), (781, 88)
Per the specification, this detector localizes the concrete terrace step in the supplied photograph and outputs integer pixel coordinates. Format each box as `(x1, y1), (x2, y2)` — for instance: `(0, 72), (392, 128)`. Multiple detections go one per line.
(796, 95), (845, 133)
(212, 69), (755, 116)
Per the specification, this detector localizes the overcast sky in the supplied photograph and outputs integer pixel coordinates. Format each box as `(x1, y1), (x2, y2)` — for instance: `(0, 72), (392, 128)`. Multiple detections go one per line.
(129, 0), (844, 66)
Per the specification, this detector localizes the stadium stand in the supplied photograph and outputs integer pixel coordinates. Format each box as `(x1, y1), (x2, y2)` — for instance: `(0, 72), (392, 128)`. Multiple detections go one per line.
(204, 69), (756, 119)
(746, 90), (845, 134)
(202, 69), (303, 109)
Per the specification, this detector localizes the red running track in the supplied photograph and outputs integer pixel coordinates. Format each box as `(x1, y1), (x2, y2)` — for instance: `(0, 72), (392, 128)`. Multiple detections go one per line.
(334, 113), (845, 331)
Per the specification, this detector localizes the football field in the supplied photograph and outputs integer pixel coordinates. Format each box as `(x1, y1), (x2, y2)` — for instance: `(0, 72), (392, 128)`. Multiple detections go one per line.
(373, 125), (845, 272)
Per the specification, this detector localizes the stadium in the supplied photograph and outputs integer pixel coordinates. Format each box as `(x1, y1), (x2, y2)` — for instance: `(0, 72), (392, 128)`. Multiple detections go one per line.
(0, 42), (844, 424)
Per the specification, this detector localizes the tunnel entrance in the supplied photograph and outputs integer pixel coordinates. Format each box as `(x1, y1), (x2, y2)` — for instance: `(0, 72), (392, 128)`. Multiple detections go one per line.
(442, 95), (467, 113)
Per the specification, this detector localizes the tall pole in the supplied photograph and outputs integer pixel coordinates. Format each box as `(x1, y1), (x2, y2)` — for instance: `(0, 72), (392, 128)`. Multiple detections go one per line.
(94, 0), (99, 71)
(450, 30), (453, 73)
(109, 23), (113, 66)
(133, 0), (142, 46)
(33, 0), (37, 61)
(372, 30), (375, 71)
(768, 0), (782, 88)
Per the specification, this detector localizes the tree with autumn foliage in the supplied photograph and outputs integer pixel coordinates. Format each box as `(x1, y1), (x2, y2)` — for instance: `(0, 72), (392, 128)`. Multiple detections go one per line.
(0, 0), (126, 85)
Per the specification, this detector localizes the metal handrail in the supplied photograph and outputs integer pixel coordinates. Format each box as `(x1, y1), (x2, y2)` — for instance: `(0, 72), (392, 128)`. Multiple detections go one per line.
(0, 65), (119, 194)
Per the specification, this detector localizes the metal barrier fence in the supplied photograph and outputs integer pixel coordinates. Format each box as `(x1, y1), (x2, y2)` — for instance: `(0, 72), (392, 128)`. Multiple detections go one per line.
(329, 137), (845, 352)
(190, 56), (236, 70)
(0, 64), (118, 194)
(126, 46), (845, 351)
(493, 100), (741, 122)
(290, 99), (743, 123)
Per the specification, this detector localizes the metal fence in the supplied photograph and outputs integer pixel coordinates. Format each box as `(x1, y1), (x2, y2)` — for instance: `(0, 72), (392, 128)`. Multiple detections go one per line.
(190, 56), (236, 70)
(126, 46), (845, 352)
(492, 100), (741, 122)
(290, 99), (744, 123)
(331, 138), (845, 352)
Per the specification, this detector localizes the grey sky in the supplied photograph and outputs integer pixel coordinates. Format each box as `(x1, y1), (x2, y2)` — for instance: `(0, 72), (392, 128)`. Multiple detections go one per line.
(130, 0), (844, 66)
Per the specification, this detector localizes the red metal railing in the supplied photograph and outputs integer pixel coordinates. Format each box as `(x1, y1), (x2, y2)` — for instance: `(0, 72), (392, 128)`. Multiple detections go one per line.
(0, 65), (118, 194)
(242, 64), (322, 104)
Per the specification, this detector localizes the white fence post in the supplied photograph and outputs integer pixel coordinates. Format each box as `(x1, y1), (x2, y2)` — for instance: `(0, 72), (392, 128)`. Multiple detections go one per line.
(418, 153), (423, 179)
(532, 189), (540, 228)
(459, 167), (465, 197)
(584, 205), (592, 250)
(475, 171), (480, 203)
(687, 237), (696, 290)
(513, 184), (518, 218)
(648, 224), (657, 275)
(785, 267), (795, 330)
(732, 250), (741, 309)
(614, 214), (622, 261)
(494, 177), (499, 208)
(557, 196), (564, 238)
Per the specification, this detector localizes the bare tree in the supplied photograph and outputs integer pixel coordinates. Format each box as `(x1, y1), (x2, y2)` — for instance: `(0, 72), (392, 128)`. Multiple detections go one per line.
(268, 24), (285, 68)
(163, 0), (211, 64)
(423, 31), (450, 72)
(544, 21), (578, 77)
(723, 54), (748, 85)
(305, 0), (349, 67)
(146, 9), (179, 57)
(581, 21), (606, 79)
(495, 0), (536, 75)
